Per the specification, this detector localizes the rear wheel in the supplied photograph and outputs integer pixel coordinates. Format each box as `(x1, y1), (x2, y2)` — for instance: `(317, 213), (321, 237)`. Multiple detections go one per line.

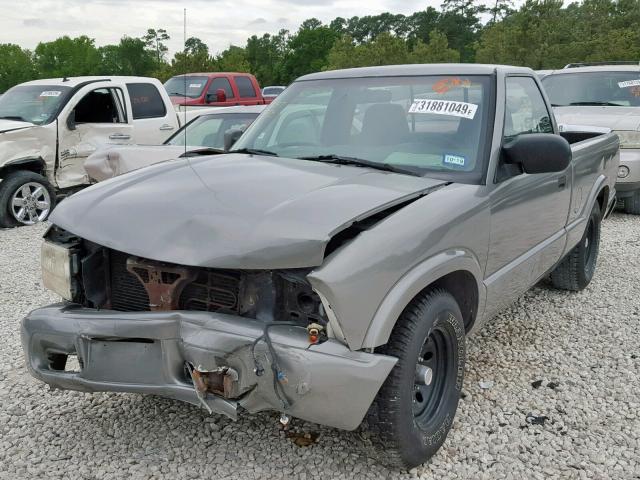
(622, 190), (640, 215)
(0, 171), (56, 228)
(366, 289), (466, 469)
(550, 201), (601, 291)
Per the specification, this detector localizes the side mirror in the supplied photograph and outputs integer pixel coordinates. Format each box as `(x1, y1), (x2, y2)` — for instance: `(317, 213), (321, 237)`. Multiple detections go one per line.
(502, 133), (571, 174)
(206, 89), (227, 103)
(67, 110), (76, 131)
(224, 128), (244, 151)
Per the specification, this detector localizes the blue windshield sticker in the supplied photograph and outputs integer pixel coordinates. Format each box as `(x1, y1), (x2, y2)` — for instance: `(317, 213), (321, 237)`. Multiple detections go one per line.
(443, 154), (466, 168)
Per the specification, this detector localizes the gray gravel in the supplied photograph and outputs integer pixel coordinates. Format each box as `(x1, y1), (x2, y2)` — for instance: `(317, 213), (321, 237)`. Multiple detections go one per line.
(1, 215), (639, 480)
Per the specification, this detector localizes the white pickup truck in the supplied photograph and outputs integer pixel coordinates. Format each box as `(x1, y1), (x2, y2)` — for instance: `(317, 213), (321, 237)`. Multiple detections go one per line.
(0, 76), (187, 227)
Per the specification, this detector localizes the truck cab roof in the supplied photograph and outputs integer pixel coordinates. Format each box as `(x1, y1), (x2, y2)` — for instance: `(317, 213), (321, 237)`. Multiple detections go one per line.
(298, 64), (534, 81)
(18, 76), (163, 87)
(546, 65), (640, 75)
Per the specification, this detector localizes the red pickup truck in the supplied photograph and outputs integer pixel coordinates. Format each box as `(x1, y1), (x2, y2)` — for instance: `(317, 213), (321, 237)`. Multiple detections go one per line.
(164, 73), (268, 107)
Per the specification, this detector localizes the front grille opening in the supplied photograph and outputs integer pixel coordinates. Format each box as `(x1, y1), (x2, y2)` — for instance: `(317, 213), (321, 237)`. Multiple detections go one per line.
(48, 353), (83, 373)
(109, 250), (150, 312)
(108, 250), (241, 314)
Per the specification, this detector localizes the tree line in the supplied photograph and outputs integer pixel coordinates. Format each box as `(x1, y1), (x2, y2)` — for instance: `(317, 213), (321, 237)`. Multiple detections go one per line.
(1, 0), (639, 92)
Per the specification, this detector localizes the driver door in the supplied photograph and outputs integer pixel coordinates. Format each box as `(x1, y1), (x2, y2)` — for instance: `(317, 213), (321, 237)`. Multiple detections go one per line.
(57, 82), (133, 188)
(484, 76), (571, 317)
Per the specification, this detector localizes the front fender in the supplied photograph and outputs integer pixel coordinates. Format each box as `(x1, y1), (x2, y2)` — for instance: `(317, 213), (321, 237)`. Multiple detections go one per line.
(0, 125), (56, 181)
(361, 249), (486, 349)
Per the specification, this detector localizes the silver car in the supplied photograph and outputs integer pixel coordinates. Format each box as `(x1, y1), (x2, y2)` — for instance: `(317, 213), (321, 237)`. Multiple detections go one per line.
(542, 63), (640, 213)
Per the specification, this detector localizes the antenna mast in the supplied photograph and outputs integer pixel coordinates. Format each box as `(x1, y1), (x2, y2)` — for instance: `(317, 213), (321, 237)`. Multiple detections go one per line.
(183, 8), (187, 157)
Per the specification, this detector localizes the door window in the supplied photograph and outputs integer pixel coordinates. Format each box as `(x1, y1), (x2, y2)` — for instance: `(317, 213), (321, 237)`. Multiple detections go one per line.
(235, 76), (257, 98)
(208, 77), (234, 98)
(127, 83), (167, 119)
(74, 88), (126, 124)
(504, 77), (553, 139)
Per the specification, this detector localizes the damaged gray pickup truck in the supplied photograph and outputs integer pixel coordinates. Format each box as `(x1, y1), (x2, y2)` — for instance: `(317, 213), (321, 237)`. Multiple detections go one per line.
(23, 64), (619, 469)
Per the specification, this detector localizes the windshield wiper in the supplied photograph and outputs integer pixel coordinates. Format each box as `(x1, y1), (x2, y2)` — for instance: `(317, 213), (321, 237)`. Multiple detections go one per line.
(230, 147), (279, 157)
(298, 154), (421, 176)
(0, 115), (29, 122)
(568, 101), (625, 107)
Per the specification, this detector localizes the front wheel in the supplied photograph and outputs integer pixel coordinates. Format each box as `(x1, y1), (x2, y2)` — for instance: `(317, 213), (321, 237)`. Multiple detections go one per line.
(366, 289), (466, 469)
(0, 171), (57, 228)
(549, 201), (601, 291)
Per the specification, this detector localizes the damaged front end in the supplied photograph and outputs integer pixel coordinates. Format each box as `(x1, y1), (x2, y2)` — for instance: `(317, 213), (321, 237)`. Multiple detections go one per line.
(23, 226), (396, 430)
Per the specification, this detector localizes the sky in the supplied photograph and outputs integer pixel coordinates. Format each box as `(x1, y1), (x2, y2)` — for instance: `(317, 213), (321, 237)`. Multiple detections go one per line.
(0, 0), (448, 56)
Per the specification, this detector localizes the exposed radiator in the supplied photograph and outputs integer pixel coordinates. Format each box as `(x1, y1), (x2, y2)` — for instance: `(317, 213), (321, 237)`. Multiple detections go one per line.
(107, 250), (241, 313)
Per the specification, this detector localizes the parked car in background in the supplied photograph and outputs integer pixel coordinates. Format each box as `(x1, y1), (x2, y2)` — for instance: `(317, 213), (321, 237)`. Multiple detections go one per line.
(0, 76), (187, 227)
(24, 64), (618, 469)
(542, 63), (640, 213)
(165, 73), (267, 107)
(85, 105), (265, 181)
(261, 85), (286, 103)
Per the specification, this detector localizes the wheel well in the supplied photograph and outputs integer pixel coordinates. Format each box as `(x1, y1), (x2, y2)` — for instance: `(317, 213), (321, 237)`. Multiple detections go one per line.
(420, 270), (479, 332)
(0, 158), (46, 179)
(596, 186), (608, 218)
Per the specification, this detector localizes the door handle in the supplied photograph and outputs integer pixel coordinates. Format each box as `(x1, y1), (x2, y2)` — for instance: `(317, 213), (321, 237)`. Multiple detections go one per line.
(558, 176), (567, 188)
(109, 133), (131, 140)
(159, 124), (175, 131)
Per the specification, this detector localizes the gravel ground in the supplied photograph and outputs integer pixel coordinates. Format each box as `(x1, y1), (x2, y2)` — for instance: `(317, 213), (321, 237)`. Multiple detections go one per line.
(0, 214), (639, 480)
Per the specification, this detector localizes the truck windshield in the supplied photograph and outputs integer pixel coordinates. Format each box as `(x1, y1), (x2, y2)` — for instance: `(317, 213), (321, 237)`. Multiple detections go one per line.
(164, 76), (209, 98)
(0, 85), (72, 125)
(166, 113), (259, 149)
(543, 71), (640, 107)
(233, 75), (493, 183)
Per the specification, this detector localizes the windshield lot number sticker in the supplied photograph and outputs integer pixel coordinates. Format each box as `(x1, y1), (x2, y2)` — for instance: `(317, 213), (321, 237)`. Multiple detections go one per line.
(409, 100), (478, 119)
(40, 91), (62, 97)
(618, 80), (640, 88)
(189, 83), (202, 88)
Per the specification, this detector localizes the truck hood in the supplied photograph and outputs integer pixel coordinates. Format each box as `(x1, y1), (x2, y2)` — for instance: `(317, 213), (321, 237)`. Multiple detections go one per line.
(52, 154), (448, 269)
(85, 145), (216, 181)
(0, 119), (35, 133)
(553, 106), (640, 131)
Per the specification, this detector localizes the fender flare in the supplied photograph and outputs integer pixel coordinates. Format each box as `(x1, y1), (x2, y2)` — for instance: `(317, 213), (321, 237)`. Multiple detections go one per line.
(0, 157), (47, 177)
(360, 249), (486, 349)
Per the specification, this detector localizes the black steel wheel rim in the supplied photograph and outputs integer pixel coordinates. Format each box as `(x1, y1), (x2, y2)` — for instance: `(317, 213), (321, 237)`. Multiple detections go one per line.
(412, 322), (454, 429)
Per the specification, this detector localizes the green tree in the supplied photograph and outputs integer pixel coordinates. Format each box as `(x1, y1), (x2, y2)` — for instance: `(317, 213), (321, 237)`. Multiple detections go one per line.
(172, 37), (214, 74)
(326, 33), (409, 70)
(409, 30), (460, 63)
(142, 28), (170, 65)
(439, 0), (486, 62)
(283, 19), (339, 80)
(215, 46), (250, 72)
(245, 30), (289, 85)
(34, 36), (101, 78)
(475, 0), (572, 69)
(0, 44), (36, 92)
(98, 37), (155, 76)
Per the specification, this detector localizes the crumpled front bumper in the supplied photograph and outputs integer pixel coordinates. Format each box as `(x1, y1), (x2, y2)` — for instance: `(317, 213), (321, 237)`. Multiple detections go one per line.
(21, 304), (397, 431)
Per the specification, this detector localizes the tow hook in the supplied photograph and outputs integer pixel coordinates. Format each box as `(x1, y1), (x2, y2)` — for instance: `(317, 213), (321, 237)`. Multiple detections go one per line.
(186, 363), (239, 413)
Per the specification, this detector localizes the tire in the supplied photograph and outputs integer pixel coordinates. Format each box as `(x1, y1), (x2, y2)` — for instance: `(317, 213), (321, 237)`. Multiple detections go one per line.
(549, 201), (601, 291)
(366, 289), (466, 469)
(0, 171), (57, 228)
(622, 190), (640, 215)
